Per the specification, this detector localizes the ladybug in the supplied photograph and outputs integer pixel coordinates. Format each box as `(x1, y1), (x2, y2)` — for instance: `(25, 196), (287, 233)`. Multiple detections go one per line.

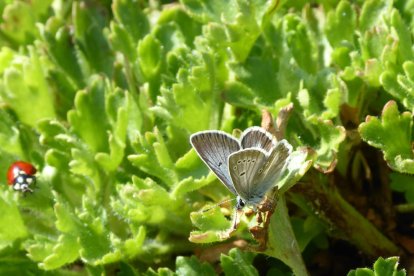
(7, 161), (37, 193)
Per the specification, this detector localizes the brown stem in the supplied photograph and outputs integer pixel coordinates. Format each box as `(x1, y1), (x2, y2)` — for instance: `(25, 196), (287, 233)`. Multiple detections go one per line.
(290, 171), (401, 257)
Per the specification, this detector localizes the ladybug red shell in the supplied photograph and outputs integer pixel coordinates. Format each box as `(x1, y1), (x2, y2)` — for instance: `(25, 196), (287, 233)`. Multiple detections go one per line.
(7, 161), (37, 193)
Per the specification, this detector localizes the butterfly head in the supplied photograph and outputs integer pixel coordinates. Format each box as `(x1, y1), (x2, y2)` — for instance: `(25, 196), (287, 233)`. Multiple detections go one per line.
(236, 196), (246, 210)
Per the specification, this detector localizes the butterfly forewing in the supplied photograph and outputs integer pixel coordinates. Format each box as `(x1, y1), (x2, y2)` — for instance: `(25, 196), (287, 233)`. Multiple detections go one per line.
(190, 131), (241, 194)
(228, 148), (267, 202)
(253, 140), (292, 197)
(240, 127), (276, 152)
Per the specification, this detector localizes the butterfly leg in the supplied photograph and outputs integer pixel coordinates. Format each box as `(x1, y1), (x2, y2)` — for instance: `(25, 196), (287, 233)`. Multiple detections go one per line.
(231, 208), (244, 230)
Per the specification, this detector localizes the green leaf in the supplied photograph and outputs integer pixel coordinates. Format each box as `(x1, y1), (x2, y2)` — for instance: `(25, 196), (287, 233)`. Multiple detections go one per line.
(347, 257), (405, 276)
(359, 0), (392, 33)
(73, 2), (113, 76)
(0, 1), (44, 45)
(68, 76), (110, 153)
(381, 61), (414, 111)
(41, 18), (86, 88)
(138, 35), (163, 81)
(0, 108), (22, 157)
(77, 197), (119, 265)
(176, 255), (216, 276)
(0, 47), (14, 75)
(122, 226), (146, 258)
(278, 148), (314, 194)
(359, 101), (414, 173)
(307, 117), (346, 171)
(1, 48), (55, 126)
(54, 194), (79, 233)
(0, 247), (52, 275)
(39, 234), (80, 270)
(220, 248), (258, 276)
(291, 216), (325, 252)
(325, 1), (356, 47)
(225, 58), (282, 106)
(373, 257), (405, 276)
(152, 46), (223, 132)
(265, 196), (308, 276)
(189, 207), (233, 243)
(129, 129), (178, 186)
(182, 0), (276, 62)
(95, 88), (128, 172)
(0, 192), (28, 249)
(390, 173), (414, 202)
(284, 15), (317, 74)
(298, 75), (347, 120)
(144, 267), (175, 276)
(109, 0), (149, 61)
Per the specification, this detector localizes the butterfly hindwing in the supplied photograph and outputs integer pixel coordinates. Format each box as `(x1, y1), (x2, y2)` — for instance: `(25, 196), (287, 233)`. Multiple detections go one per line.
(228, 148), (267, 202)
(240, 127), (276, 152)
(253, 139), (292, 197)
(190, 131), (241, 195)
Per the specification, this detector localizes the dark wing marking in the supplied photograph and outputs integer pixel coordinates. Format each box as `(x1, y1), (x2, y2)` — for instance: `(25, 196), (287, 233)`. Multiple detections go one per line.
(240, 127), (277, 152)
(190, 131), (240, 194)
(228, 148), (267, 202)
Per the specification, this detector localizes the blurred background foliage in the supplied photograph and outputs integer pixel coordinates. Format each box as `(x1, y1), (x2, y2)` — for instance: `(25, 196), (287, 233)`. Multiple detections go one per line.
(0, 0), (411, 274)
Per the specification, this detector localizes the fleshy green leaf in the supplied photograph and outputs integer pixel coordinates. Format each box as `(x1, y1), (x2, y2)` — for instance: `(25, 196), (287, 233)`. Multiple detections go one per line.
(390, 173), (414, 203)
(307, 117), (346, 171)
(109, 0), (149, 61)
(1, 48), (55, 126)
(0, 192), (28, 249)
(176, 255), (216, 276)
(359, 101), (414, 173)
(278, 148), (314, 194)
(359, 0), (392, 33)
(95, 88), (128, 172)
(68, 76), (110, 153)
(347, 257), (405, 276)
(39, 234), (80, 270)
(220, 248), (258, 276)
(284, 15), (317, 74)
(129, 129), (178, 186)
(138, 35), (163, 81)
(381, 61), (414, 111)
(73, 2), (113, 76)
(325, 1), (356, 47)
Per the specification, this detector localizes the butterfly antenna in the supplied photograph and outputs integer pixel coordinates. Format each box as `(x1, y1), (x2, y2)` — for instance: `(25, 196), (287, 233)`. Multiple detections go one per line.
(200, 197), (237, 213)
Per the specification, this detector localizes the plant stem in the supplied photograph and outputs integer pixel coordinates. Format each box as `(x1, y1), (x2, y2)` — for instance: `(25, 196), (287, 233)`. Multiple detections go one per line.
(264, 195), (309, 276)
(290, 175), (401, 257)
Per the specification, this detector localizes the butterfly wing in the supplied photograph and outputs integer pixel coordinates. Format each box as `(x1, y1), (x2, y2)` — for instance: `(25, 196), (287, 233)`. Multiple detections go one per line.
(253, 139), (292, 198)
(240, 127), (276, 152)
(228, 148), (267, 203)
(190, 131), (241, 195)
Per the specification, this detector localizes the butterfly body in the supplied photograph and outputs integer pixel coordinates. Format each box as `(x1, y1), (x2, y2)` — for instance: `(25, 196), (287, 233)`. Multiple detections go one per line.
(190, 127), (292, 210)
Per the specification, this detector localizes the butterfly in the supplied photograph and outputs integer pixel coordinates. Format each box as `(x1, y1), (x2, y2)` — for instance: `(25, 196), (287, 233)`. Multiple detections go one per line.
(190, 126), (292, 210)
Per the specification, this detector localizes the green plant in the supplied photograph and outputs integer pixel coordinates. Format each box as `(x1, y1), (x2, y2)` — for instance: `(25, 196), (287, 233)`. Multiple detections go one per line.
(0, 0), (412, 275)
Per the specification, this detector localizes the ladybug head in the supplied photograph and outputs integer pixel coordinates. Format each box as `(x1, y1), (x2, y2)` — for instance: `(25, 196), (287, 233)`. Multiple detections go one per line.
(7, 161), (37, 193)
(12, 172), (35, 193)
